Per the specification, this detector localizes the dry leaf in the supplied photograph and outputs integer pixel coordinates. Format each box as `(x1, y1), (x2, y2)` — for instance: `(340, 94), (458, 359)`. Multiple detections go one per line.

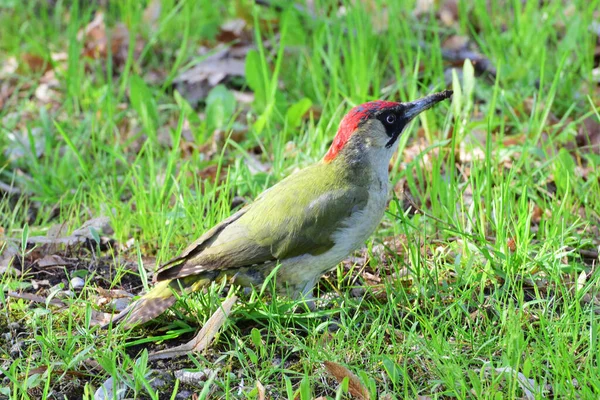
(577, 270), (587, 292)
(441, 42), (497, 80)
(233, 90), (255, 104)
(7, 291), (66, 307)
(94, 376), (127, 400)
(20, 54), (52, 74)
(256, 380), (266, 400)
(142, 0), (162, 28)
(216, 19), (250, 43)
(72, 216), (113, 237)
(174, 369), (215, 386)
(442, 35), (469, 51)
(413, 0), (434, 17)
(91, 309), (116, 326)
(0, 240), (19, 275)
(507, 238), (516, 253)
(95, 288), (135, 313)
(0, 56), (18, 78)
(323, 361), (370, 400)
(173, 46), (248, 106)
(480, 365), (538, 400)
(79, 11), (129, 65)
(26, 216), (112, 248)
(576, 116), (600, 154)
(439, 0), (459, 26)
(37, 254), (67, 268)
(4, 127), (46, 162)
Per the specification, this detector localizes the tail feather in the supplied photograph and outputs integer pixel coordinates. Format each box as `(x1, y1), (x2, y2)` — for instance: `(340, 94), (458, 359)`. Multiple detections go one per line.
(105, 280), (176, 328)
(104, 274), (218, 329)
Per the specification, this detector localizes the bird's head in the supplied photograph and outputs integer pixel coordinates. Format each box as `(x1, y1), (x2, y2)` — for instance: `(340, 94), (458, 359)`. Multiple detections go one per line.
(323, 90), (453, 166)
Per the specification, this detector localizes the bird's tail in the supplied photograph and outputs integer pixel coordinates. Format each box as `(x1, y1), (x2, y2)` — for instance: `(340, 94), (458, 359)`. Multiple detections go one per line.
(105, 275), (214, 329)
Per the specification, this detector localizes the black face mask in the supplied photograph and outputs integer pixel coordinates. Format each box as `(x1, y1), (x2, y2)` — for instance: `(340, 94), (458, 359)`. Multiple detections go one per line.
(375, 110), (406, 148)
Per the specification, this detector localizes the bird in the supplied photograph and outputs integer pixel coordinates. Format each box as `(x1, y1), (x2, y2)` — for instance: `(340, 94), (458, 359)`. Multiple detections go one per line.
(108, 90), (453, 328)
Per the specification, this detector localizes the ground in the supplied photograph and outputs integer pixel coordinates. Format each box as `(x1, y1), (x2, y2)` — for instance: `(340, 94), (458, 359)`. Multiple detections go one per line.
(1, 0), (600, 399)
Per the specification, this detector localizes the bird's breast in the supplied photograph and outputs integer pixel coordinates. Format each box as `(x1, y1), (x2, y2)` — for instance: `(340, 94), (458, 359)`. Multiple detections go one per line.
(276, 182), (389, 293)
(333, 182), (388, 252)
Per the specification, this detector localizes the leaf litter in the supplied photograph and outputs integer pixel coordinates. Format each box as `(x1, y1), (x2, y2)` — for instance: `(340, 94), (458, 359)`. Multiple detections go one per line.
(2, 216), (142, 313)
(1, 0), (600, 398)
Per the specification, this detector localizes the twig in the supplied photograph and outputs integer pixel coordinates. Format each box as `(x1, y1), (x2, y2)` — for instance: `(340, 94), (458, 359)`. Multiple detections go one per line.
(7, 291), (67, 307)
(0, 181), (22, 196)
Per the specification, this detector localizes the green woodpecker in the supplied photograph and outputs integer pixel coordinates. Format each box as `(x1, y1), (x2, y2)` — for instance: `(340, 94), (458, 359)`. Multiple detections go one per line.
(110, 90), (452, 327)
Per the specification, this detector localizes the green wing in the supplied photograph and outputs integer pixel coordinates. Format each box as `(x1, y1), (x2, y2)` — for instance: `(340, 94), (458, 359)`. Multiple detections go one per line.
(156, 163), (369, 281)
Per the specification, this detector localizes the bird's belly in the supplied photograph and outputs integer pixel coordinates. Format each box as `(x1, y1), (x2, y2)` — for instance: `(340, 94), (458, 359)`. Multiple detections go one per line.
(276, 187), (388, 294)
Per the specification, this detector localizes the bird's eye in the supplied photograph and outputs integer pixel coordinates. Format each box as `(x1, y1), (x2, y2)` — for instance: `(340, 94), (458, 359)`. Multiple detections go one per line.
(386, 114), (396, 125)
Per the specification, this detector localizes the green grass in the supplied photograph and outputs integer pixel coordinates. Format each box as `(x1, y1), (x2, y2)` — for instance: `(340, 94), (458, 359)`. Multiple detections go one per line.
(1, 0), (600, 398)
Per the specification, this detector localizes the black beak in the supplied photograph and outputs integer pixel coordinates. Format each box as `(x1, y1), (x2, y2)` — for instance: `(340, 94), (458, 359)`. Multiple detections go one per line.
(383, 90), (453, 149)
(402, 90), (453, 121)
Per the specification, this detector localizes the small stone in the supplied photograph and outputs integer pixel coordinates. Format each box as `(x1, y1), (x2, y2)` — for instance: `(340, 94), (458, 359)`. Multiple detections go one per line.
(7, 322), (20, 330)
(175, 390), (194, 400)
(148, 370), (174, 391)
(70, 277), (85, 290)
(110, 297), (131, 312)
(57, 290), (75, 299)
(174, 370), (211, 386)
(0, 265), (21, 277)
(328, 321), (341, 333)
(10, 341), (22, 358)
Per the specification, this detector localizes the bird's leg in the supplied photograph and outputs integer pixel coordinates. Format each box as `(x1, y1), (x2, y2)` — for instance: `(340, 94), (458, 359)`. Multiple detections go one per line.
(299, 291), (316, 313)
(297, 278), (318, 312)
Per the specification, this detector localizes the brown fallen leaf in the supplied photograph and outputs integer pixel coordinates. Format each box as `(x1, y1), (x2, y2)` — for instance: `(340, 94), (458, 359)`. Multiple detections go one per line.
(31, 279), (51, 290)
(507, 238), (516, 253)
(575, 116), (600, 154)
(19, 54), (52, 74)
(7, 291), (66, 307)
(94, 376), (127, 400)
(91, 309), (116, 326)
(174, 369), (215, 386)
(522, 97), (560, 125)
(26, 216), (112, 248)
(72, 216), (113, 237)
(78, 11), (130, 66)
(37, 254), (67, 268)
(0, 241), (20, 277)
(1, 217), (114, 276)
(0, 56), (18, 78)
(96, 287), (134, 299)
(323, 361), (370, 400)
(430, 33), (498, 82)
(256, 380), (266, 400)
(18, 365), (88, 383)
(4, 127), (46, 162)
(173, 46), (248, 106)
(216, 19), (251, 44)
(413, 0), (434, 17)
(142, 0), (162, 28)
(439, 0), (459, 26)
(95, 287), (135, 313)
(481, 365), (538, 400)
(148, 295), (238, 360)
